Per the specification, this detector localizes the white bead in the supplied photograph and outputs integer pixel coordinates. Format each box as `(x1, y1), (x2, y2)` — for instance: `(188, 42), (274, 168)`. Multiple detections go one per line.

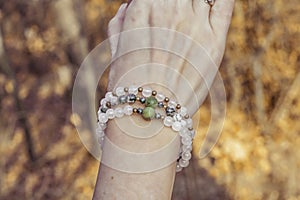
(179, 159), (189, 168)
(179, 107), (187, 116)
(106, 109), (115, 119)
(142, 88), (152, 97)
(110, 96), (118, 105)
(181, 120), (187, 127)
(188, 130), (195, 138)
(97, 136), (105, 146)
(129, 86), (138, 94)
(100, 98), (107, 106)
(179, 128), (189, 137)
(114, 107), (124, 118)
(124, 105), (133, 115)
(163, 116), (173, 127)
(186, 118), (193, 129)
(182, 151), (192, 160)
(156, 93), (165, 101)
(98, 122), (107, 130)
(116, 87), (125, 96)
(105, 92), (113, 100)
(172, 121), (182, 132)
(168, 100), (177, 108)
(182, 144), (192, 152)
(176, 164), (183, 172)
(96, 128), (105, 137)
(98, 113), (108, 123)
(173, 114), (182, 122)
(181, 136), (192, 145)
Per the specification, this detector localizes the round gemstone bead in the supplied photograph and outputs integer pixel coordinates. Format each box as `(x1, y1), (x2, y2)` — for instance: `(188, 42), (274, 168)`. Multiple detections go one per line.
(179, 159), (189, 168)
(172, 121), (182, 132)
(176, 164), (183, 172)
(100, 107), (108, 113)
(137, 108), (143, 114)
(155, 113), (161, 119)
(179, 107), (188, 116)
(166, 106), (175, 116)
(123, 105), (133, 116)
(156, 93), (165, 102)
(188, 130), (195, 138)
(173, 113), (182, 121)
(182, 144), (192, 152)
(186, 118), (193, 128)
(98, 122), (107, 130)
(163, 116), (173, 127)
(96, 127), (105, 137)
(116, 87), (125, 96)
(118, 95), (127, 104)
(98, 113), (108, 123)
(114, 107), (124, 118)
(127, 94), (136, 104)
(158, 101), (164, 108)
(139, 97), (146, 104)
(142, 88), (152, 97)
(106, 109), (115, 119)
(181, 136), (192, 145)
(105, 92), (113, 100)
(100, 98), (107, 106)
(97, 136), (105, 146)
(142, 107), (155, 120)
(129, 86), (138, 94)
(179, 128), (189, 137)
(168, 100), (177, 108)
(182, 151), (192, 160)
(180, 120), (187, 127)
(145, 96), (158, 108)
(110, 96), (118, 105)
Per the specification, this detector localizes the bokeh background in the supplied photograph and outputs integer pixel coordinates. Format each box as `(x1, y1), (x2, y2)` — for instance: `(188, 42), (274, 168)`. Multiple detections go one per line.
(0, 0), (299, 199)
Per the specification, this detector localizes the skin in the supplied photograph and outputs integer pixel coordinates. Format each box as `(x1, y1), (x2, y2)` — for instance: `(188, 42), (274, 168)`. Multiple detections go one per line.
(93, 0), (235, 199)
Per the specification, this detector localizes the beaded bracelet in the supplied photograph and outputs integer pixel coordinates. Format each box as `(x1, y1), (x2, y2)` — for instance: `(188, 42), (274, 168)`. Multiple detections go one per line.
(96, 86), (195, 172)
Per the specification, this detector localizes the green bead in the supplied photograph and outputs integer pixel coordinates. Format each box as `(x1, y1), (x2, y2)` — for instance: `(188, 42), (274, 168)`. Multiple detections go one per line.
(142, 107), (155, 120)
(145, 96), (158, 108)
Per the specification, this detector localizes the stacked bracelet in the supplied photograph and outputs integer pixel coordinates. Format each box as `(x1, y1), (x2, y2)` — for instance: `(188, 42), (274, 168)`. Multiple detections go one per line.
(96, 86), (195, 172)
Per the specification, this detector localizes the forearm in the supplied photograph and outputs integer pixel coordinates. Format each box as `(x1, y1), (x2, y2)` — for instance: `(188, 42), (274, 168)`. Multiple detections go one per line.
(93, 116), (179, 200)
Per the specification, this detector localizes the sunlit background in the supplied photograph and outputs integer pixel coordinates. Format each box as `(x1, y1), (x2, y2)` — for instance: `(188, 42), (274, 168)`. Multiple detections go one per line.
(0, 0), (299, 199)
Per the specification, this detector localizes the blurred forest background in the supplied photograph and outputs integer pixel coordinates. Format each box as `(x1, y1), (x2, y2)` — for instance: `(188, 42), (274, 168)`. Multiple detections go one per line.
(0, 0), (299, 199)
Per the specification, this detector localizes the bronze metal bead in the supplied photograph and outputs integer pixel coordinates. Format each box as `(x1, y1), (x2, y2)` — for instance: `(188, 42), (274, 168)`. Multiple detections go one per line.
(138, 87), (143, 92)
(176, 104), (181, 109)
(184, 114), (189, 119)
(124, 87), (129, 92)
(164, 97), (169, 102)
(106, 102), (111, 108)
(152, 90), (157, 96)
(163, 105), (167, 109)
(133, 108), (138, 113)
(136, 97), (140, 101)
(188, 127), (193, 131)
